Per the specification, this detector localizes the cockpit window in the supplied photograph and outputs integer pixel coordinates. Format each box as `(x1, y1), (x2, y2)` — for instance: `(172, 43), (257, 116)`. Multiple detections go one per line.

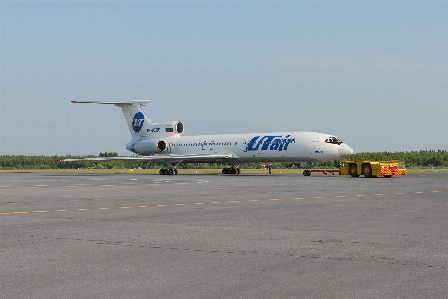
(325, 136), (342, 145)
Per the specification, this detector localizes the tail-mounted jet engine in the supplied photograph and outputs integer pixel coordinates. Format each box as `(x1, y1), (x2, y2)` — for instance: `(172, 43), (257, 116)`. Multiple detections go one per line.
(130, 140), (167, 155)
(145, 121), (184, 135)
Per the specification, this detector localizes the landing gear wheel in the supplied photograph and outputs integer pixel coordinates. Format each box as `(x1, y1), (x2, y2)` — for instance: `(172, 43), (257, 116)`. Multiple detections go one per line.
(303, 169), (311, 176)
(174, 169), (178, 175)
(168, 169), (174, 175)
(362, 164), (372, 178)
(349, 164), (359, 177)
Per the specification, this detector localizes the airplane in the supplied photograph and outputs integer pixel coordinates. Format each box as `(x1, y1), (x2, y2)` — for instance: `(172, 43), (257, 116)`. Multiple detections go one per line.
(63, 100), (354, 176)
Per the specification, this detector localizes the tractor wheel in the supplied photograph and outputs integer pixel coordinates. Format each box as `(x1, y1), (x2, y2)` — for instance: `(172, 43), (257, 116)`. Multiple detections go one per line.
(362, 164), (372, 178)
(349, 164), (359, 177)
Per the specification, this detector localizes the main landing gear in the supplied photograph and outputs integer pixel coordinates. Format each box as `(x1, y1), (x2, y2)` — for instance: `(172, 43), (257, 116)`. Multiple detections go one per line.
(159, 163), (178, 175)
(222, 166), (241, 175)
(159, 168), (178, 175)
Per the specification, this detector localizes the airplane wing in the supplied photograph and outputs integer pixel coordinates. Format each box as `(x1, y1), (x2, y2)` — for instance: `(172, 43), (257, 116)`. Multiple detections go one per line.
(60, 153), (234, 164)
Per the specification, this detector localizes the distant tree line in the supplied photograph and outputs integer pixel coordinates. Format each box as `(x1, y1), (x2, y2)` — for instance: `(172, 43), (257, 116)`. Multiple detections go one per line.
(0, 150), (447, 170)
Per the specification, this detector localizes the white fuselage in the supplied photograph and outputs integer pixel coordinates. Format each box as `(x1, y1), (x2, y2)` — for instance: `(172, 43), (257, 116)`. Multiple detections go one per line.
(128, 131), (352, 164)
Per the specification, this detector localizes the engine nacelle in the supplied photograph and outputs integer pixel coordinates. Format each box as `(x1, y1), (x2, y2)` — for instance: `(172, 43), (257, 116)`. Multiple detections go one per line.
(132, 140), (167, 155)
(145, 121), (184, 135)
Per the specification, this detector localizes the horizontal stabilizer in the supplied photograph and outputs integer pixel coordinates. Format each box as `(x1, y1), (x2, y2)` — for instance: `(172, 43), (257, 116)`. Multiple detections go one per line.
(70, 100), (151, 106)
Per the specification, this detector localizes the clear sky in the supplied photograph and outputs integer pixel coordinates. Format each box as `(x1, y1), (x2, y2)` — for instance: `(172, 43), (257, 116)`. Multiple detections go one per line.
(1, 1), (447, 156)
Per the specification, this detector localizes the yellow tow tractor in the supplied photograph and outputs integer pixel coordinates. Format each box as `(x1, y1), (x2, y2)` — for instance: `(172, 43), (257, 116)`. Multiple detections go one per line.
(340, 160), (406, 178)
(303, 160), (406, 178)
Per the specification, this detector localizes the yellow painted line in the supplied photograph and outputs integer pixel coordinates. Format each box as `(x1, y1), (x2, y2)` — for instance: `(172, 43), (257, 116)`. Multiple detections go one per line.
(3, 189), (447, 217)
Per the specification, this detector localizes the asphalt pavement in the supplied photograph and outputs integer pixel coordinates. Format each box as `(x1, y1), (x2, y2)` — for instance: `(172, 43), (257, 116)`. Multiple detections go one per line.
(1, 171), (447, 298)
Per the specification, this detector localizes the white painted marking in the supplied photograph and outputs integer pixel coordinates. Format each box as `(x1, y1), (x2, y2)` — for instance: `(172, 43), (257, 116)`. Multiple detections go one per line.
(32, 211), (48, 213)
(0, 212), (11, 215)
(12, 212), (28, 214)
(313, 196), (325, 199)
(195, 203), (205, 205)
(55, 210), (67, 212)
(212, 202), (220, 204)
(175, 204), (186, 206)
(293, 197), (304, 200)
(336, 196), (346, 198)
(120, 207), (131, 209)
(355, 195), (365, 197)
(77, 209), (87, 211)
(156, 204), (165, 207)
(130, 179), (138, 181)
(250, 200), (260, 202)
(98, 208), (110, 210)
(374, 194), (385, 196)
(415, 192), (423, 194)
(138, 206), (148, 208)
(228, 200), (239, 203)
(270, 199), (280, 201)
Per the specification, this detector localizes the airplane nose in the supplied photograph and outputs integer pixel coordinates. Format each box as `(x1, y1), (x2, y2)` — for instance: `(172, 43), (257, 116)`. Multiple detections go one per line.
(338, 143), (354, 158)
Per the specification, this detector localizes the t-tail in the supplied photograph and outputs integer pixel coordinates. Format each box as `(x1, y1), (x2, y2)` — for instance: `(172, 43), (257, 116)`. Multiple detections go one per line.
(70, 101), (184, 140)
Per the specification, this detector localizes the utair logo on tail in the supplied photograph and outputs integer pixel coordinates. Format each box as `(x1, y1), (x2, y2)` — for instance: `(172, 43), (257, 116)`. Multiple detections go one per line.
(66, 100), (354, 176)
(244, 135), (295, 152)
(132, 112), (145, 133)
